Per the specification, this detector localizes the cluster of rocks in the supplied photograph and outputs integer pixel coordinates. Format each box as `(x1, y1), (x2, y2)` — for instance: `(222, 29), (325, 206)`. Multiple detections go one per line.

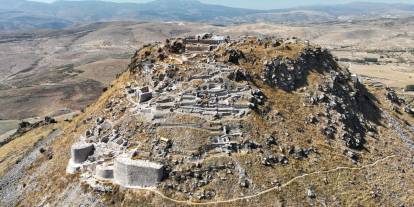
(225, 49), (246, 65)
(261, 146), (317, 166)
(405, 106), (414, 116)
(288, 146), (317, 160)
(305, 114), (319, 124)
(165, 38), (186, 54)
(16, 116), (57, 134)
(343, 149), (359, 163)
(384, 88), (414, 116)
(261, 154), (289, 166)
(161, 162), (235, 198)
(250, 89), (267, 110)
(385, 87), (404, 105)
(263, 47), (334, 91)
(298, 56), (380, 150)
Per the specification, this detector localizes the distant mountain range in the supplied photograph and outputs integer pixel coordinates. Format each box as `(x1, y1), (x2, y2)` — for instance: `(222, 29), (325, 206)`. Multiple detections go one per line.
(1, 0), (414, 31)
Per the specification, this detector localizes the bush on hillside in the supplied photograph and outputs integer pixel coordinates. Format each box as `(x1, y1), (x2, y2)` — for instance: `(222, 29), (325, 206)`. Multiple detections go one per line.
(405, 85), (414, 92)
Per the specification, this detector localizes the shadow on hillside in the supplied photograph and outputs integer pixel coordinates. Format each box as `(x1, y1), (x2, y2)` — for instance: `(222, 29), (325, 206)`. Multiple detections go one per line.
(258, 48), (383, 150)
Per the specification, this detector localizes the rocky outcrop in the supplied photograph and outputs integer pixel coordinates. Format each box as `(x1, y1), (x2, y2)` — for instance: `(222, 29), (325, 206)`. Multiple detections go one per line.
(262, 45), (380, 150)
(166, 38), (186, 54)
(405, 106), (414, 116)
(225, 49), (245, 65)
(263, 47), (335, 91)
(385, 87), (404, 105)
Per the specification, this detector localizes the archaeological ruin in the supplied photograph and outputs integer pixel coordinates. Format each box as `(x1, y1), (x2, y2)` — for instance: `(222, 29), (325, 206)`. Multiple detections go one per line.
(63, 33), (414, 204)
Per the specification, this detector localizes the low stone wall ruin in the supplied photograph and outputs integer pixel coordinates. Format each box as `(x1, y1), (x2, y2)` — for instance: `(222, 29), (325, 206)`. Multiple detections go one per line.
(184, 39), (223, 45)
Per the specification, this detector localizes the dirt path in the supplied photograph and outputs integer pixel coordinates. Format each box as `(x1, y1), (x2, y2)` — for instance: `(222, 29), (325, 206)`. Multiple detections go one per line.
(133, 155), (397, 206)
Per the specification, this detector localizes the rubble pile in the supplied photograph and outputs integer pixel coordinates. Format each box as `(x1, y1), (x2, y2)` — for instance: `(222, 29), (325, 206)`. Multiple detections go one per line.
(166, 38), (186, 54)
(383, 87), (414, 116)
(309, 70), (372, 149)
(405, 106), (414, 116)
(385, 87), (404, 105)
(261, 45), (379, 149)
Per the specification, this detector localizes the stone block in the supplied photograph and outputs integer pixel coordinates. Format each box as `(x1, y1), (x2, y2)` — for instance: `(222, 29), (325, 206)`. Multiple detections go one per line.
(96, 165), (114, 180)
(114, 157), (165, 187)
(139, 92), (153, 103)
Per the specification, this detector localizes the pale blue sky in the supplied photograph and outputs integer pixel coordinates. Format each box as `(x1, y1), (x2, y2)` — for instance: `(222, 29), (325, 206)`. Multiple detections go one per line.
(30, 0), (414, 9)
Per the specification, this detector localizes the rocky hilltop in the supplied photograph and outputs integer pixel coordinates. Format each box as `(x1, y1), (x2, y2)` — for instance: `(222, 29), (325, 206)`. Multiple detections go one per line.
(1, 34), (413, 206)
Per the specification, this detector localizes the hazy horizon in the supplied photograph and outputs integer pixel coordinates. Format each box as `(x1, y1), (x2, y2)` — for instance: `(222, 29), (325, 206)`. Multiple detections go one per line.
(29, 0), (414, 10)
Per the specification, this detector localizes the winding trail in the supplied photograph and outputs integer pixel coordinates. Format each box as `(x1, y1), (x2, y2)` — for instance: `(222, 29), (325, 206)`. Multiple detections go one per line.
(134, 155), (397, 206)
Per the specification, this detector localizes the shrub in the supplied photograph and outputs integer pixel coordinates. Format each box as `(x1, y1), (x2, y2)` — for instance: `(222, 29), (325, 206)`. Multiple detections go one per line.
(405, 85), (414, 92)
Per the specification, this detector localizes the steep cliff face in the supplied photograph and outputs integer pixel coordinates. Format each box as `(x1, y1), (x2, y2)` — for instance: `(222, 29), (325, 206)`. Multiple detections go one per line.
(1, 36), (413, 207)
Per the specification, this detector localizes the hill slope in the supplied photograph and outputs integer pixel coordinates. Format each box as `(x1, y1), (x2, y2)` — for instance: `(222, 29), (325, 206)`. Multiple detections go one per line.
(0, 36), (413, 206)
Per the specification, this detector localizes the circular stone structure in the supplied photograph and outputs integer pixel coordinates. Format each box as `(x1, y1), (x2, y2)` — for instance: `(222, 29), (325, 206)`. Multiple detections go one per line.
(70, 142), (95, 164)
(114, 157), (165, 187)
(95, 165), (114, 180)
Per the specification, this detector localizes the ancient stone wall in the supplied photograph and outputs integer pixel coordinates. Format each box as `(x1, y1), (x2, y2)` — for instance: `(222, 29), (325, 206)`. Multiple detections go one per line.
(70, 143), (95, 164)
(114, 157), (165, 187)
(184, 39), (223, 45)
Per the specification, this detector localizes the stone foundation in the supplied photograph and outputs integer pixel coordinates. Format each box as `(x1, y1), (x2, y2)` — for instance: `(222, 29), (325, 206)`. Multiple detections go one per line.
(71, 143), (95, 164)
(114, 157), (165, 187)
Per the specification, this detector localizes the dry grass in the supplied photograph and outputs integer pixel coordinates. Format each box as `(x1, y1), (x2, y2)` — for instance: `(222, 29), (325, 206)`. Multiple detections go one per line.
(18, 71), (134, 206)
(0, 124), (56, 177)
(156, 127), (218, 152)
(8, 39), (414, 207)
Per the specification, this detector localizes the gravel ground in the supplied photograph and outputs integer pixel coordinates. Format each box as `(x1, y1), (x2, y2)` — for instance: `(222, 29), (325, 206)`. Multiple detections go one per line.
(383, 112), (414, 151)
